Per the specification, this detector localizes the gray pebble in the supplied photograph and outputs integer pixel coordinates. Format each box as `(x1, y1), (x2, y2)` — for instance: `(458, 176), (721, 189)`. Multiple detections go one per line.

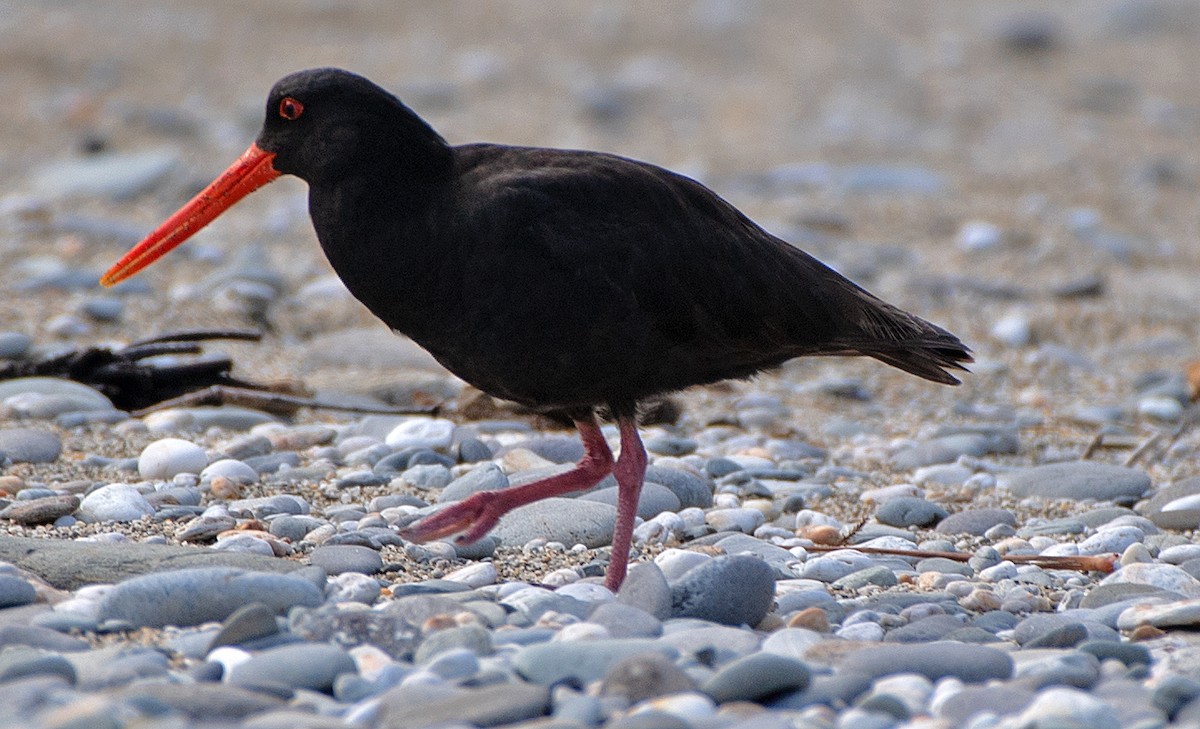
(998, 461), (1151, 503)
(601, 651), (695, 703)
(935, 508), (1016, 535)
(0, 332), (32, 359)
(702, 652), (810, 704)
(671, 555), (775, 626)
(515, 638), (676, 685)
(616, 561), (673, 620)
(644, 465), (713, 509)
(98, 567), (323, 628)
(227, 642), (356, 692)
(839, 642), (1013, 683)
(875, 497), (948, 528)
(580, 482), (680, 518)
(488, 497), (616, 548)
(309, 545), (383, 575)
(0, 428), (61, 464)
(587, 601), (663, 638)
(439, 462), (509, 502)
(209, 602), (281, 649)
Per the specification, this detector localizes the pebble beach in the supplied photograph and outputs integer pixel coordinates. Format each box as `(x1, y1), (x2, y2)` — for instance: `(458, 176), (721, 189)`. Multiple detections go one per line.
(2, 2), (1200, 728)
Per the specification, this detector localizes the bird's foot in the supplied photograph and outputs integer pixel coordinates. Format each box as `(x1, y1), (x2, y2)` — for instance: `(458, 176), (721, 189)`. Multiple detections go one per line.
(399, 490), (507, 545)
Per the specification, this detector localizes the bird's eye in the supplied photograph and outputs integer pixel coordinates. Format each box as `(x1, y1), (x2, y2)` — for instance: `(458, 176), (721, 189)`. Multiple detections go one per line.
(278, 97), (304, 120)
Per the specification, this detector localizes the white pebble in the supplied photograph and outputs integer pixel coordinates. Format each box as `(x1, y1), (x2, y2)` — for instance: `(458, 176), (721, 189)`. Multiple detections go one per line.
(990, 312), (1032, 347)
(384, 417), (456, 450)
(1138, 396), (1183, 422)
(200, 459), (259, 484)
(443, 562), (497, 588)
(139, 438), (208, 480)
(78, 484), (154, 522)
(957, 220), (1003, 251)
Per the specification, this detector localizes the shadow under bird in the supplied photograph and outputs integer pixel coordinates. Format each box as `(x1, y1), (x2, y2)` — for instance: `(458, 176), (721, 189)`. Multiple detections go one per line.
(102, 68), (971, 590)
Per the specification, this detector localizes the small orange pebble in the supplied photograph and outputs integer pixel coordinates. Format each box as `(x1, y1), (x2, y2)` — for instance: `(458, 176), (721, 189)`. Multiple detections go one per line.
(798, 524), (842, 545)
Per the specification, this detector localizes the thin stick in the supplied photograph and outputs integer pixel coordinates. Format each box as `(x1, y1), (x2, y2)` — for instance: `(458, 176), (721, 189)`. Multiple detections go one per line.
(1080, 431), (1104, 460)
(803, 544), (1117, 573)
(131, 385), (438, 417)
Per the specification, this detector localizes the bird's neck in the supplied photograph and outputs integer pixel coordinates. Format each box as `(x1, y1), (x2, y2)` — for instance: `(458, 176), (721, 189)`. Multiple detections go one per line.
(307, 167), (460, 339)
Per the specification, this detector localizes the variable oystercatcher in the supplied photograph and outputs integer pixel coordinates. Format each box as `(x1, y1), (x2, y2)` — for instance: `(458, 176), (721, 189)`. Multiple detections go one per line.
(102, 68), (970, 590)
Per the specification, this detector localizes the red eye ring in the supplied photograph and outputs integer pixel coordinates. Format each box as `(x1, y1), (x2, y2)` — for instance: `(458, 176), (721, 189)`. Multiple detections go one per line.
(279, 97), (304, 120)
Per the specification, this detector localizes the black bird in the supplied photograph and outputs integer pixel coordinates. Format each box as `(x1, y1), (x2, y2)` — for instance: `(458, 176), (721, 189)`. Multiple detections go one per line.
(103, 68), (970, 590)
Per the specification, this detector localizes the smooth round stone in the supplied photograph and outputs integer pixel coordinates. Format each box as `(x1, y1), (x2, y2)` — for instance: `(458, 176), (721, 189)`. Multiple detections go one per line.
(209, 602), (281, 649)
(997, 461), (1151, 503)
(488, 498), (615, 548)
(514, 638), (676, 685)
(883, 614), (965, 643)
(200, 459), (259, 484)
(644, 466), (713, 509)
(78, 484), (155, 522)
(1078, 525), (1144, 555)
(438, 463), (509, 503)
(875, 497), (948, 528)
(935, 508), (1016, 535)
(990, 312), (1032, 347)
(1153, 676), (1200, 719)
(414, 624), (492, 664)
(704, 507), (765, 533)
(0, 428), (61, 464)
(1143, 476), (1200, 530)
(581, 483), (680, 519)
(616, 562), (672, 620)
(0, 575), (37, 608)
(443, 561), (496, 588)
(175, 515), (237, 543)
(398, 463), (452, 490)
(424, 647), (480, 680)
(310, 545), (383, 575)
(326, 572), (382, 604)
(891, 435), (990, 470)
(1102, 562), (1200, 598)
(385, 417), (456, 450)
(833, 566), (899, 590)
(655, 549), (712, 581)
(601, 651), (695, 703)
(936, 684), (1034, 725)
(228, 642), (356, 692)
(838, 642), (1013, 683)
(701, 653), (810, 704)
(761, 628), (824, 660)
(139, 438), (208, 480)
(500, 435), (584, 464)
(0, 649), (76, 684)
(1117, 599), (1200, 630)
(671, 554), (775, 626)
(588, 601), (663, 638)
(0, 332), (32, 359)
(1009, 687), (1119, 729)
(1078, 640), (1150, 667)
(0, 377), (112, 409)
(98, 567), (323, 628)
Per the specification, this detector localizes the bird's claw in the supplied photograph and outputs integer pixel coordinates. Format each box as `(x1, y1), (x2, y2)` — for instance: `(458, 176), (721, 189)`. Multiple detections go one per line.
(399, 491), (504, 545)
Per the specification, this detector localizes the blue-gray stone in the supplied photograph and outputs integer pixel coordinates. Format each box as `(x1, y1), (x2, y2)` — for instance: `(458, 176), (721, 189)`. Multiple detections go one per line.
(0, 624), (89, 652)
(0, 332), (32, 359)
(0, 429), (61, 464)
(376, 682), (550, 729)
(309, 545), (382, 575)
(768, 672), (874, 710)
(875, 497), (948, 528)
(839, 642), (1013, 683)
(935, 508), (1017, 535)
(601, 651), (695, 703)
(414, 624), (492, 664)
(227, 642), (356, 692)
(587, 601), (663, 638)
(580, 482), (680, 518)
(1078, 640), (1151, 667)
(998, 461), (1151, 503)
(644, 465), (714, 509)
(616, 562), (672, 620)
(209, 602), (280, 649)
(438, 463), (508, 502)
(98, 567), (323, 628)
(515, 639), (677, 685)
(702, 652), (810, 703)
(936, 684), (1034, 725)
(0, 576), (38, 608)
(883, 614), (965, 642)
(489, 498), (615, 548)
(0, 649), (76, 684)
(671, 555), (775, 626)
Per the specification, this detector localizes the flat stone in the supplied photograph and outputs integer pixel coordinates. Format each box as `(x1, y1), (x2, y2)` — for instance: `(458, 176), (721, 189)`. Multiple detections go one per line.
(0, 494), (80, 525)
(376, 682), (550, 729)
(701, 652), (810, 703)
(1101, 562), (1200, 598)
(838, 642), (1013, 683)
(581, 482), (680, 518)
(935, 508), (1016, 535)
(489, 497), (616, 548)
(115, 680), (285, 720)
(228, 642), (356, 692)
(309, 545), (383, 575)
(875, 497), (948, 528)
(616, 561), (673, 620)
(98, 566), (323, 628)
(0, 429), (61, 464)
(602, 651), (695, 703)
(998, 461), (1150, 503)
(514, 639), (677, 685)
(438, 463), (509, 502)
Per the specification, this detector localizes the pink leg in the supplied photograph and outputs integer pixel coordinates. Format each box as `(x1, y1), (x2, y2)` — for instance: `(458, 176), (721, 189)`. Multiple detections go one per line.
(401, 415), (614, 545)
(605, 415), (647, 591)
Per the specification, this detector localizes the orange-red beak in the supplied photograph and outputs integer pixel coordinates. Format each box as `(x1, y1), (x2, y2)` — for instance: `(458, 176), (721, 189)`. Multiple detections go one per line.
(100, 143), (280, 287)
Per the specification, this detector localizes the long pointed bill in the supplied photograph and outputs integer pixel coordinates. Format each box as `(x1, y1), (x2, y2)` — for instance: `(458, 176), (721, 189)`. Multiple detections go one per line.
(100, 143), (280, 287)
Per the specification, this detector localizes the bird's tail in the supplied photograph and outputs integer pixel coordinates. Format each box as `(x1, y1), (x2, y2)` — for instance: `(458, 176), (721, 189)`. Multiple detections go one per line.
(837, 299), (972, 385)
